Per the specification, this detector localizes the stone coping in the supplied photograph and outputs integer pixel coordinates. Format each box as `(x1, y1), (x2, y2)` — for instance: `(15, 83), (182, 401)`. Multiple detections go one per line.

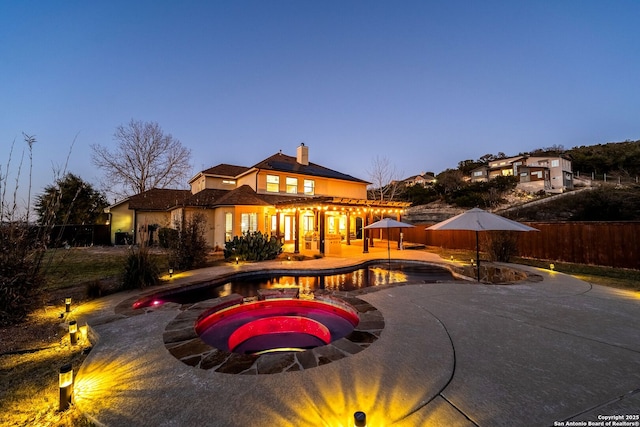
(162, 292), (384, 375)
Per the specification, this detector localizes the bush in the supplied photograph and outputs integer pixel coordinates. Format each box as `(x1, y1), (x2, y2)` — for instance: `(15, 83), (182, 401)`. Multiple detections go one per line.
(158, 227), (178, 249)
(168, 213), (208, 270)
(484, 231), (519, 262)
(224, 231), (282, 261)
(0, 223), (44, 325)
(122, 244), (159, 289)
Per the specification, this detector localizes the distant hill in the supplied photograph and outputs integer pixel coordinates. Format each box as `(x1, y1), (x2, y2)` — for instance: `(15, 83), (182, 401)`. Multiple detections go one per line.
(501, 184), (640, 222)
(536, 139), (640, 179)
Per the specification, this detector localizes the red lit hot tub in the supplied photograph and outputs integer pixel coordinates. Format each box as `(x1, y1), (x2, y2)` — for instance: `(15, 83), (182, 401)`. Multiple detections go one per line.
(195, 298), (359, 355)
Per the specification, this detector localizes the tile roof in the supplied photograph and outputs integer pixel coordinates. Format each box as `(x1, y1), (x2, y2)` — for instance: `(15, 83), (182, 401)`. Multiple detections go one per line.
(127, 189), (191, 210)
(252, 152), (369, 184)
(185, 189), (229, 207)
(199, 164), (251, 177)
(213, 185), (285, 206)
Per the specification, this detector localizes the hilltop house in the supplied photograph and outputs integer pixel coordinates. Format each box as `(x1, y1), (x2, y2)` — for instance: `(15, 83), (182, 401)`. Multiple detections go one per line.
(470, 155), (573, 193)
(105, 144), (409, 255)
(399, 172), (437, 187)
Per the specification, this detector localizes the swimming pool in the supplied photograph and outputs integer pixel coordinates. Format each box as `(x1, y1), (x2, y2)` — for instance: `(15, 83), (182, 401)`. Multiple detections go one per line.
(134, 260), (456, 309)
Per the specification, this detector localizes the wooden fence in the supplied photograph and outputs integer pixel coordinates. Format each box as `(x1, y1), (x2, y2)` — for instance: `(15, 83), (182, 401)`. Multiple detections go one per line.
(390, 222), (640, 270)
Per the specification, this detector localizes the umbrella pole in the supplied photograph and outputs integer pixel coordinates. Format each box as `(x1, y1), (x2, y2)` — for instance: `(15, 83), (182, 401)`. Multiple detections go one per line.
(476, 230), (480, 282)
(387, 225), (391, 267)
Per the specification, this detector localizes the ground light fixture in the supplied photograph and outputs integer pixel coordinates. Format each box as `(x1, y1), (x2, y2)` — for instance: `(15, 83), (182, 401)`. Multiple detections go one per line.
(549, 263), (555, 271)
(353, 411), (367, 427)
(65, 297), (71, 313)
(235, 257), (239, 264)
(169, 267), (174, 278)
(59, 364), (73, 411)
(450, 255), (454, 262)
(69, 320), (78, 345)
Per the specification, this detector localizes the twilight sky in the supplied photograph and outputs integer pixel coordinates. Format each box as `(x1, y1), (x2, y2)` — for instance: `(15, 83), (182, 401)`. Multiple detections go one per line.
(2, 0), (640, 208)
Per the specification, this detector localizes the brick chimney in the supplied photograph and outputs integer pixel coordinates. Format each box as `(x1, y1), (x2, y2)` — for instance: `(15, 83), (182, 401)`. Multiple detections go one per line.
(296, 143), (309, 165)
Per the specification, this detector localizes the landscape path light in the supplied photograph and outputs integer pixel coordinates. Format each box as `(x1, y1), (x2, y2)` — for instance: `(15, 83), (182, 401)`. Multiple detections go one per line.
(169, 267), (174, 278)
(59, 364), (73, 411)
(354, 411), (367, 427)
(69, 320), (78, 345)
(65, 297), (71, 313)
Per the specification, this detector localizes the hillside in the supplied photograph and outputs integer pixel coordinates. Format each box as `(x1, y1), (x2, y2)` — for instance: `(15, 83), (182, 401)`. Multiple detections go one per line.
(405, 184), (640, 223)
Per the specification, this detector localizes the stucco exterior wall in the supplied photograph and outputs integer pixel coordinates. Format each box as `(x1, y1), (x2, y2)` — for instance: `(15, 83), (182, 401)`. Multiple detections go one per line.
(108, 203), (134, 245)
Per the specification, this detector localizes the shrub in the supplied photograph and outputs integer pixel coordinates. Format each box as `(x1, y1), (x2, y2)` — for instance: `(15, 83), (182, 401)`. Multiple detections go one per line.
(0, 223), (44, 325)
(484, 231), (519, 262)
(168, 213), (208, 270)
(158, 227), (178, 249)
(122, 244), (159, 289)
(224, 231), (282, 261)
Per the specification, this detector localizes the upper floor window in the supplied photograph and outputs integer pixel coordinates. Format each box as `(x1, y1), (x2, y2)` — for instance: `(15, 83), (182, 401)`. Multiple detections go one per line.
(222, 179), (236, 185)
(286, 177), (298, 194)
(266, 175), (279, 192)
(551, 160), (560, 167)
(304, 179), (315, 195)
(473, 171), (484, 177)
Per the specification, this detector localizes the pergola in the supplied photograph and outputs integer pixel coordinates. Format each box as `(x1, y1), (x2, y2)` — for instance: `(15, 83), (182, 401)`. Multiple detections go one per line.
(274, 196), (411, 255)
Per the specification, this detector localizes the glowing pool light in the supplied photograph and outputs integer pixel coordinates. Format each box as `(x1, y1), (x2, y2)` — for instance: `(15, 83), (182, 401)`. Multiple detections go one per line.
(196, 298), (359, 355)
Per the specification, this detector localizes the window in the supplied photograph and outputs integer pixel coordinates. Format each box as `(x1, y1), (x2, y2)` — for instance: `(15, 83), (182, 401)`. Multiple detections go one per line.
(304, 179), (315, 195)
(266, 175), (279, 192)
(551, 160), (560, 167)
(286, 177), (298, 194)
(241, 213), (257, 233)
(473, 171), (484, 177)
(222, 179), (236, 185)
(303, 213), (314, 234)
(225, 212), (233, 241)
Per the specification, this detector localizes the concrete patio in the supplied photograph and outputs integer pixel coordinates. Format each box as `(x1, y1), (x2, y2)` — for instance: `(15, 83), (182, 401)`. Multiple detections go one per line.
(70, 244), (640, 426)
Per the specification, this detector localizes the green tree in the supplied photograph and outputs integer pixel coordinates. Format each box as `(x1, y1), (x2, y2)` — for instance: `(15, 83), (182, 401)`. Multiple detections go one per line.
(35, 173), (108, 225)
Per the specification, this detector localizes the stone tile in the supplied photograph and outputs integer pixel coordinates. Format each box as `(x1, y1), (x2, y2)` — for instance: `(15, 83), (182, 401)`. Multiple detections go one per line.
(295, 350), (318, 369)
(215, 353), (258, 374)
(256, 353), (295, 374)
(200, 349), (230, 370)
(167, 338), (212, 360)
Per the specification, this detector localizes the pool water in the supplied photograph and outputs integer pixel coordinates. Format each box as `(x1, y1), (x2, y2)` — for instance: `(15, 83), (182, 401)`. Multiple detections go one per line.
(139, 261), (454, 307)
(195, 298), (360, 354)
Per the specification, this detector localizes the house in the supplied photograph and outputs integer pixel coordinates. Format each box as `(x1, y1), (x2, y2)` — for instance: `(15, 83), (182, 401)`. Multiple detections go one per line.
(470, 155), (573, 193)
(105, 143), (410, 255)
(400, 172), (437, 187)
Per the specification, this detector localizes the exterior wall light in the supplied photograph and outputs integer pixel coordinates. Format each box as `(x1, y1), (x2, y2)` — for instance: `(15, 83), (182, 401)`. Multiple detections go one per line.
(69, 320), (78, 345)
(169, 267), (174, 278)
(59, 364), (73, 411)
(65, 297), (71, 313)
(354, 411), (367, 427)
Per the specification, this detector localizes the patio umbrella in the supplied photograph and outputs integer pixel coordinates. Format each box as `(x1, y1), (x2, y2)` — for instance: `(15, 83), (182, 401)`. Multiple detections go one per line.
(364, 218), (415, 265)
(425, 208), (538, 281)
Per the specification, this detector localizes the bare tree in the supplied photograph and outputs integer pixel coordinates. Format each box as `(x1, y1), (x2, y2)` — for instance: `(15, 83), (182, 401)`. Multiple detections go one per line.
(366, 155), (402, 201)
(91, 120), (192, 199)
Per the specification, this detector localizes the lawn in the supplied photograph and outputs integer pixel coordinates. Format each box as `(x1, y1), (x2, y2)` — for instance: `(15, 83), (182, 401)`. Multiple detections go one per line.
(41, 246), (169, 291)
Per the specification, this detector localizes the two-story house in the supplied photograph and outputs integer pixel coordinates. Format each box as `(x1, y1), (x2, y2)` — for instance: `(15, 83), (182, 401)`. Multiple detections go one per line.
(105, 144), (410, 256)
(470, 155), (573, 193)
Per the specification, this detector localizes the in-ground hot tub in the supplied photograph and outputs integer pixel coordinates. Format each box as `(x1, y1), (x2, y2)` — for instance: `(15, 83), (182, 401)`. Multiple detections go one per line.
(195, 297), (360, 355)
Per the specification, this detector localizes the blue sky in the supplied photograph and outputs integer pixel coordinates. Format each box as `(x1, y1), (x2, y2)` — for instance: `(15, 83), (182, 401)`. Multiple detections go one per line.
(2, 0), (640, 207)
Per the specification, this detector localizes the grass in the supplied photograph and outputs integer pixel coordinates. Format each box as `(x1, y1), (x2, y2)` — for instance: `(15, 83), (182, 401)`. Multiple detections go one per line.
(41, 246), (170, 291)
(0, 309), (93, 426)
